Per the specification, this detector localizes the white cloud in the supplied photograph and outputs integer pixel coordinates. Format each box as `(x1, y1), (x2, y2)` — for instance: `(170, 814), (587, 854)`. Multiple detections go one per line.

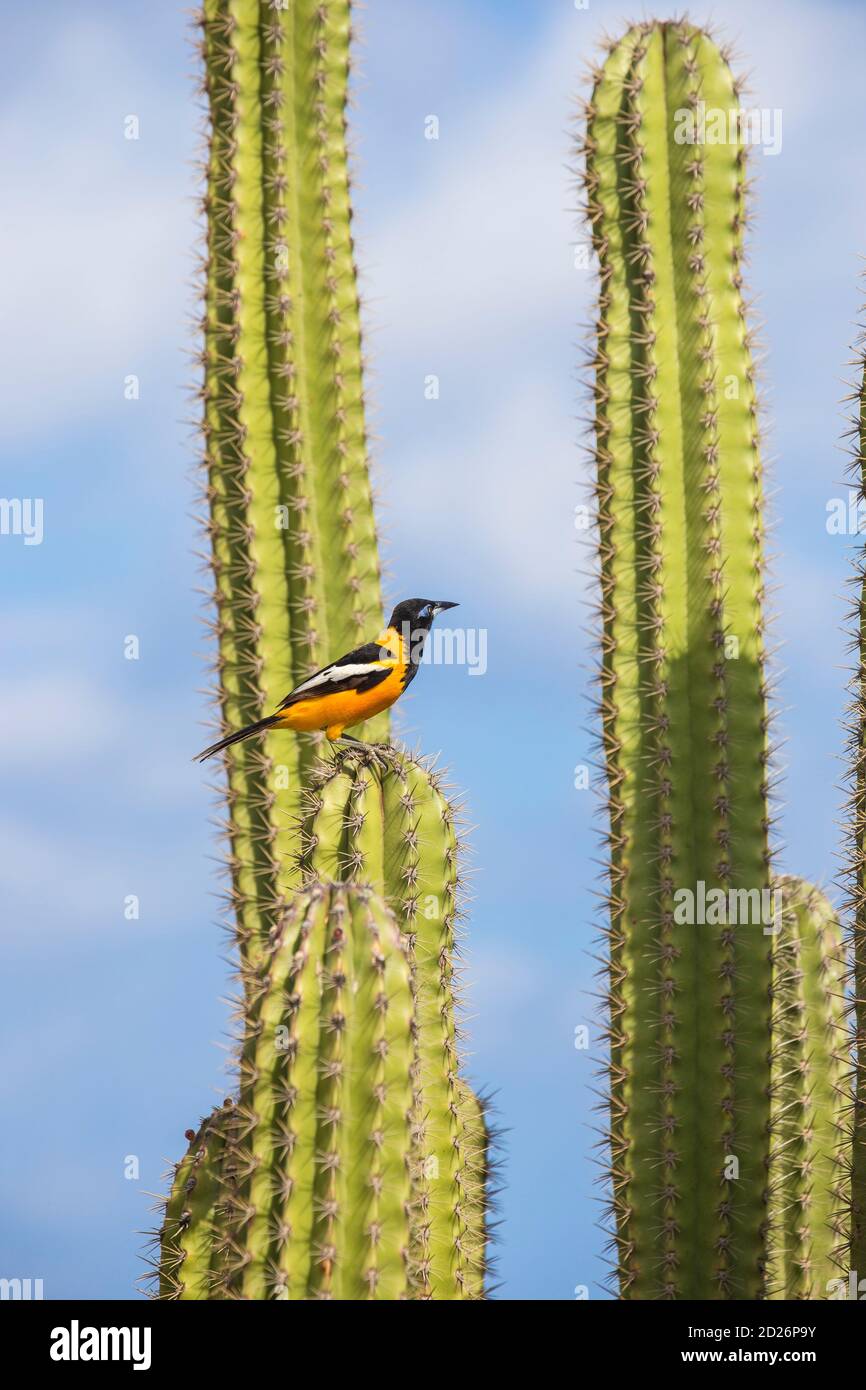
(387, 374), (588, 608)
(0, 603), (208, 802)
(0, 819), (124, 932)
(0, 675), (121, 766)
(365, 0), (866, 373)
(0, 15), (195, 440)
(0, 812), (210, 938)
(365, 7), (587, 365)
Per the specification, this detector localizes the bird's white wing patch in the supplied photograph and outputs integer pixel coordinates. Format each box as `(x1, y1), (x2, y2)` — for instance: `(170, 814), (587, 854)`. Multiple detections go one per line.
(292, 661), (388, 695)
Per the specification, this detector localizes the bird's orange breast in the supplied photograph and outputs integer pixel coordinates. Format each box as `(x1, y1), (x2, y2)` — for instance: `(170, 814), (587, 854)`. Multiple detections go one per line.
(276, 664), (405, 734)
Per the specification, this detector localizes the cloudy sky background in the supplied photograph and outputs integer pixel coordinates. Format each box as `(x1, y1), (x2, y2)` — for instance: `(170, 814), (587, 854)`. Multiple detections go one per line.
(3, 0), (866, 1300)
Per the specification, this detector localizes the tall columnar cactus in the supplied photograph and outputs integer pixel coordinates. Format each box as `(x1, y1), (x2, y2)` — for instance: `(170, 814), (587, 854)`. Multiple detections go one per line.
(197, 0), (386, 973)
(158, 884), (488, 1299)
(581, 19), (772, 1298)
(767, 878), (849, 1299)
(166, 0), (490, 1300)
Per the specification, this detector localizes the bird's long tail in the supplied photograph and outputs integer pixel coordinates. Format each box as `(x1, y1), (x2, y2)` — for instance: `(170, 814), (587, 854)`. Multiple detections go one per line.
(194, 714), (279, 763)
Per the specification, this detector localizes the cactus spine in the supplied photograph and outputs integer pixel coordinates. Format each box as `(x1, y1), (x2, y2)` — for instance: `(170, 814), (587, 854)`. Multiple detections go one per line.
(582, 20), (771, 1298)
(768, 878), (849, 1298)
(198, 0), (385, 973)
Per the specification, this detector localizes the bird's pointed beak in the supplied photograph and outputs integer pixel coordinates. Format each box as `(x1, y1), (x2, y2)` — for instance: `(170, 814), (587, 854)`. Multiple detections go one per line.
(432, 601), (458, 614)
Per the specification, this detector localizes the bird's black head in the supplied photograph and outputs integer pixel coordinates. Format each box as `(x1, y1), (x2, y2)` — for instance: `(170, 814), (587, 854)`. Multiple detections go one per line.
(385, 599), (458, 670)
(387, 598), (458, 634)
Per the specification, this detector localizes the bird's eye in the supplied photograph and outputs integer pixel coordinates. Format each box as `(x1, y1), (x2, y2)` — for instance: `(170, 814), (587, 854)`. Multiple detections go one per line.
(418, 604), (431, 620)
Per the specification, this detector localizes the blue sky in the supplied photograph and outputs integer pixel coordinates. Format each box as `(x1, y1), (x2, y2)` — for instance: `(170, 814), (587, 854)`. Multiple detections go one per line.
(3, 0), (866, 1301)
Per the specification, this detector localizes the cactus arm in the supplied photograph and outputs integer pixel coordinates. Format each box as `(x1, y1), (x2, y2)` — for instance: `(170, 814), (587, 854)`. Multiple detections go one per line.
(230, 0), (293, 727)
(197, 0), (389, 978)
(288, 1), (385, 666)
(201, 0), (284, 974)
(585, 20), (771, 1298)
(629, 26), (730, 1293)
(768, 879), (849, 1298)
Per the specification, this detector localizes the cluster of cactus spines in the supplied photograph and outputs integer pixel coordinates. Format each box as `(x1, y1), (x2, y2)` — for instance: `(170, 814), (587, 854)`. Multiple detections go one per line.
(767, 877), (849, 1299)
(295, 746), (485, 1297)
(160, 884), (416, 1299)
(194, 0), (387, 973)
(581, 19), (773, 1298)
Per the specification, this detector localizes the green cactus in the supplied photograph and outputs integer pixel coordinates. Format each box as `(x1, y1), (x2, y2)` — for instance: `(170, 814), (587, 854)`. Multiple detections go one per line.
(160, 884), (415, 1299)
(197, 0), (386, 974)
(582, 18), (772, 1298)
(767, 878), (849, 1299)
(296, 746), (483, 1297)
(158, 882), (488, 1300)
(161, 0), (490, 1302)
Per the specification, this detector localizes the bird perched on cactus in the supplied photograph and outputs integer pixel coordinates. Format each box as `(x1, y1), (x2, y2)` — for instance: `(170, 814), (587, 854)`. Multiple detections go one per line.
(196, 598), (458, 760)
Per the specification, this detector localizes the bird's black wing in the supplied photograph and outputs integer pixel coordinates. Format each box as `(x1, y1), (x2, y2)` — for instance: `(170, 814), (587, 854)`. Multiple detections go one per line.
(276, 642), (392, 709)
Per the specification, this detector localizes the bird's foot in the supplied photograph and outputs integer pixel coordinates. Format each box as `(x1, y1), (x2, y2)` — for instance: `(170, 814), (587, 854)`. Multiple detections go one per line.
(336, 737), (397, 768)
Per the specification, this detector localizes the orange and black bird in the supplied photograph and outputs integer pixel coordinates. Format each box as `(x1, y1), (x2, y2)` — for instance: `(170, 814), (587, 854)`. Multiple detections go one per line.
(195, 598), (458, 762)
